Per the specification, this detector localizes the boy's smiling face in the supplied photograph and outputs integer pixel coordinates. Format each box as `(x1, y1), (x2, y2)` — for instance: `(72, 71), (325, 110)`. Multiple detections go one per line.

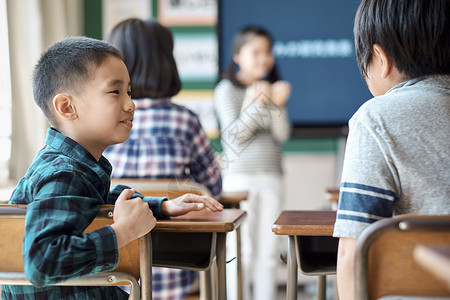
(65, 55), (134, 160)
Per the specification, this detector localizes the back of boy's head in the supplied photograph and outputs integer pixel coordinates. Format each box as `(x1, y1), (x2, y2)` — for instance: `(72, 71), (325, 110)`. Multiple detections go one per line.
(107, 18), (181, 99)
(32, 36), (123, 124)
(355, 0), (450, 79)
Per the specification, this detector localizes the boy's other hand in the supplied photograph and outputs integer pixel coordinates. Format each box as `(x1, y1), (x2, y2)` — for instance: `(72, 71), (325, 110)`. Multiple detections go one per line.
(111, 189), (156, 248)
(161, 194), (224, 217)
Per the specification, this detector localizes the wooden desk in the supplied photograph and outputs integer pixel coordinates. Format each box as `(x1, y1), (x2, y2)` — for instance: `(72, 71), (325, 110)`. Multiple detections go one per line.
(272, 211), (338, 300)
(324, 188), (339, 204)
(154, 208), (247, 300)
(414, 245), (450, 291)
(111, 178), (248, 300)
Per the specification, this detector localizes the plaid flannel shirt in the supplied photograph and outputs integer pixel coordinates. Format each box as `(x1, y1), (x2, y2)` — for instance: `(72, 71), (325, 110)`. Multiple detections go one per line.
(2, 127), (167, 300)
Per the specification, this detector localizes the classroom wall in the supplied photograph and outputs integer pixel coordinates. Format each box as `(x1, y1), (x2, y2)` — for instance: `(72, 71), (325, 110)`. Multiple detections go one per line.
(83, 0), (344, 211)
(282, 139), (343, 211)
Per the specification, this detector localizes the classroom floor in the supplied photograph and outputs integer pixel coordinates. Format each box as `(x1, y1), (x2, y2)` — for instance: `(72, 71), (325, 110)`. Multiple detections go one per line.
(184, 281), (338, 300)
(183, 258), (338, 300)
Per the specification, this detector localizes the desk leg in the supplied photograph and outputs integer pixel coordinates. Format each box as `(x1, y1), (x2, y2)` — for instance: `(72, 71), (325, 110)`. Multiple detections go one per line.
(217, 233), (227, 300)
(317, 275), (326, 300)
(236, 227), (243, 300)
(200, 270), (214, 300)
(140, 233), (152, 300)
(287, 236), (298, 300)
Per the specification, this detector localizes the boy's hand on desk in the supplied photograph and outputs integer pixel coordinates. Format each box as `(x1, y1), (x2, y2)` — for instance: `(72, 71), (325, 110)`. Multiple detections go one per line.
(161, 194), (224, 217)
(111, 189), (156, 248)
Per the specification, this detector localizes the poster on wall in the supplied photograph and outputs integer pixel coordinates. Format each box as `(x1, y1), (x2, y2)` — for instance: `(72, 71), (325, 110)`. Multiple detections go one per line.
(173, 32), (218, 83)
(158, 0), (217, 26)
(102, 0), (152, 38)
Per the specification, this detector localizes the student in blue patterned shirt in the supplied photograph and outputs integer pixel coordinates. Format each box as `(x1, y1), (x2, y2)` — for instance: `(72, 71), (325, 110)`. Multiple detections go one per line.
(2, 36), (223, 300)
(104, 18), (222, 300)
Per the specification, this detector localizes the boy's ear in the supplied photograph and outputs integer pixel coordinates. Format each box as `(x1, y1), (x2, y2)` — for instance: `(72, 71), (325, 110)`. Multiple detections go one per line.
(53, 93), (77, 120)
(373, 43), (392, 79)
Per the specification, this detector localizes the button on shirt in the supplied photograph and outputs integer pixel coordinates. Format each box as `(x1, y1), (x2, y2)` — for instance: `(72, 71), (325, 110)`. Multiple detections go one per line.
(2, 127), (167, 300)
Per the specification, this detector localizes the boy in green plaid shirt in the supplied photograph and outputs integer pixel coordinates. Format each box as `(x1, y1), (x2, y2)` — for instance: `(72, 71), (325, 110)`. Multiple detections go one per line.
(2, 36), (223, 300)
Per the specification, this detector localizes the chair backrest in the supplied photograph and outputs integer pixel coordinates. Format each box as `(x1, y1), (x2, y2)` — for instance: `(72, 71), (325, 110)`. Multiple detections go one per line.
(111, 178), (212, 199)
(355, 215), (450, 300)
(84, 206), (141, 280)
(0, 205), (28, 274)
(111, 178), (248, 207)
(0, 204), (150, 299)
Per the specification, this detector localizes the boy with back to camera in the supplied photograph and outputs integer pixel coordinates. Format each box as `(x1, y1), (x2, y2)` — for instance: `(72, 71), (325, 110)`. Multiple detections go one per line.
(333, 0), (450, 299)
(1, 36), (223, 299)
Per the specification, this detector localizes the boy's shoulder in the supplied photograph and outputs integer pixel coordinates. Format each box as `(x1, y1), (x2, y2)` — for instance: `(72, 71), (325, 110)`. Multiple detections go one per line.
(354, 75), (450, 120)
(26, 145), (79, 177)
(10, 146), (81, 205)
(351, 75), (450, 139)
(11, 128), (111, 205)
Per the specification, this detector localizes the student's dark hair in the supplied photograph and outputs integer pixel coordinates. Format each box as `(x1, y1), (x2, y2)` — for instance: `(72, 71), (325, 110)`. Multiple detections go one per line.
(354, 0), (450, 79)
(220, 25), (280, 86)
(107, 18), (181, 99)
(32, 36), (123, 123)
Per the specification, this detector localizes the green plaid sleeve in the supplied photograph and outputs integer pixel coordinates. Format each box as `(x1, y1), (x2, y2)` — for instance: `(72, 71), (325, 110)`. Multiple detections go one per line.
(23, 171), (119, 287)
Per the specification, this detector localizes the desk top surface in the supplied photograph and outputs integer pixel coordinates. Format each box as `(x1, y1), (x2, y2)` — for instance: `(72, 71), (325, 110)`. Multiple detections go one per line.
(272, 210), (336, 236)
(155, 208), (247, 233)
(0, 205), (247, 234)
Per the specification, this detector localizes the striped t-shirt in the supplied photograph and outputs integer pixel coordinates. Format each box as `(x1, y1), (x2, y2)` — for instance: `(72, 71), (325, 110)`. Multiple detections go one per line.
(214, 79), (291, 175)
(333, 75), (450, 239)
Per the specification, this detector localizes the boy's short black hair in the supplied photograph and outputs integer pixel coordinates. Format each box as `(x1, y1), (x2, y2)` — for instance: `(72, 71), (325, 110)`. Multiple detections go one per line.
(354, 0), (450, 79)
(32, 36), (123, 123)
(107, 18), (181, 99)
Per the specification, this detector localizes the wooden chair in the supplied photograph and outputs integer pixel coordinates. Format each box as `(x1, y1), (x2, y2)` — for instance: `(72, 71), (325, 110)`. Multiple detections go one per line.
(414, 244), (450, 291)
(111, 178), (248, 300)
(355, 214), (450, 300)
(0, 204), (152, 300)
(111, 178), (213, 199)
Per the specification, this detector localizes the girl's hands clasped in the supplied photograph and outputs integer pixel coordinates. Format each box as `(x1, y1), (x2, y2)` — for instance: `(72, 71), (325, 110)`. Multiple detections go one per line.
(249, 80), (291, 108)
(271, 80), (291, 107)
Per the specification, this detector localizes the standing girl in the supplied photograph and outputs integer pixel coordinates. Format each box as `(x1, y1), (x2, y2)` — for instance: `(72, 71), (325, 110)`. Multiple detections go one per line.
(105, 18), (222, 300)
(214, 25), (291, 300)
